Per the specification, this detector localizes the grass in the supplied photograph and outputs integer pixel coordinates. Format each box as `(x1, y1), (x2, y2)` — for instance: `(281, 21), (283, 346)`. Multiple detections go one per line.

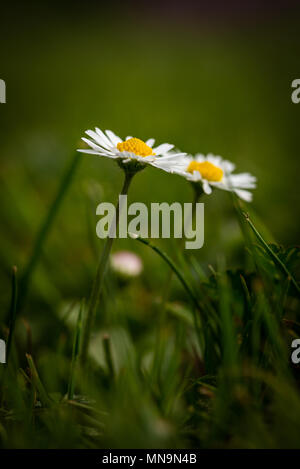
(0, 168), (299, 448)
(0, 5), (300, 449)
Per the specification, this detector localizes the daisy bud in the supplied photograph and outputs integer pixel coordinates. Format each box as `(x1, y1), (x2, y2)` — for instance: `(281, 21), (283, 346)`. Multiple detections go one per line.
(110, 250), (143, 279)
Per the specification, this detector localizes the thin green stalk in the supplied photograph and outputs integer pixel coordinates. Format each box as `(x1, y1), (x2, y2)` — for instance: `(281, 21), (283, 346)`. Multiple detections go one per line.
(18, 151), (81, 308)
(68, 300), (84, 400)
(217, 257), (238, 369)
(26, 354), (54, 407)
(6, 266), (18, 366)
(103, 334), (114, 378)
(152, 187), (203, 378)
(156, 187), (202, 318)
(243, 212), (300, 296)
(131, 235), (204, 327)
(81, 171), (134, 362)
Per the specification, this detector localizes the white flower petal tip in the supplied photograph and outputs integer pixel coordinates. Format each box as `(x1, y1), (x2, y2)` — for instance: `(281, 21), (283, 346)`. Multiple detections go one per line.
(173, 154), (256, 202)
(79, 127), (185, 175)
(234, 189), (254, 202)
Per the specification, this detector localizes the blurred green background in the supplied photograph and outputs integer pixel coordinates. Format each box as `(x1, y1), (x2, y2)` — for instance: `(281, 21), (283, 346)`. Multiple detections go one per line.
(0, 1), (300, 448)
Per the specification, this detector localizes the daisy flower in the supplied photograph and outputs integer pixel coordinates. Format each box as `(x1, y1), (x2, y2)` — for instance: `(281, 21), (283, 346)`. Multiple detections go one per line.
(79, 127), (185, 360)
(174, 154), (257, 202)
(110, 250), (143, 279)
(78, 127), (186, 174)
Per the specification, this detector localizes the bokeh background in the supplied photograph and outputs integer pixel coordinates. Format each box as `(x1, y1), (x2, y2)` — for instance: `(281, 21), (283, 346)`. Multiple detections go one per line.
(0, 0), (300, 448)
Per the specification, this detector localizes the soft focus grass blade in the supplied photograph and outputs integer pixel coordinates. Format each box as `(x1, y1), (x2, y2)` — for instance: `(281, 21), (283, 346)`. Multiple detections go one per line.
(103, 334), (115, 379)
(243, 211), (300, 296)
(131, 234), (204, 351)
(26, 354), (54, 408)
(6, 265), (18, 366)
(68, 300), (84, 400)
(18, 151), (81, 307)
(131, 235), (201, 316)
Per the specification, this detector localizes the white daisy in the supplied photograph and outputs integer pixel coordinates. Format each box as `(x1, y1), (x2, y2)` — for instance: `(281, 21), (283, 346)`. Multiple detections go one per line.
(110, 250), (143, 278)
(173, 154), (256, 202)
(78, 127), (186, 173)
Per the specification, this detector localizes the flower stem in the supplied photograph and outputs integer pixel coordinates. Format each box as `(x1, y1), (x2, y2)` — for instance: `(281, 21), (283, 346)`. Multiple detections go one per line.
(158, 186), (202, 314)
(150, 187), (204, 378)
(81, 171), (134, 363)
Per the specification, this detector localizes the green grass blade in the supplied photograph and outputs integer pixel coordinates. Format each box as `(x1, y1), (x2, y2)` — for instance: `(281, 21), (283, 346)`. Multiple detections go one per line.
(6, 266), (18, 366)
(130, 234), (204, 352)
(68, 300), (84, 400)
(26, 354), (54, 407)
(103, 334), (114, 379)
(217, 259), (239, 369)
(131, 234), (201, 314)
(243, 212), (300, 296)
(18, 151), (81, 307)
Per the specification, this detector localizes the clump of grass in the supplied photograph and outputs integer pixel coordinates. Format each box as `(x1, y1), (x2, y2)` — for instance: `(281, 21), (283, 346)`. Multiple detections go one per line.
(1, 161), (300, 449)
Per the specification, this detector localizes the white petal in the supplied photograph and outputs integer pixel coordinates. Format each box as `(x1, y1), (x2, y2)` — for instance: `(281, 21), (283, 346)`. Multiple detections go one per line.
(105, 130), (122, 146)
(188, 171), (201, 182)
(146, 138), (155, 147)
(77, 148), (117, 159)
(94, 128), (114, 148)
(229, 173), (256, 189)
(203, 180), (212, 194)
(234, 189), (253, 202)
(153, 155), (187, 166)
(77, 149), (100, 155)
(206, 154), (222, 167)
(153, 143), (174, 155)
(222, 160), (235, 173)
(151, 164), (176, 174)
(136, 154), (155, 162)
(82, 137), (105, 151)
(82, 137), (116, 156)
(85, 130), (113, 151)
(194, 154), (205, 162)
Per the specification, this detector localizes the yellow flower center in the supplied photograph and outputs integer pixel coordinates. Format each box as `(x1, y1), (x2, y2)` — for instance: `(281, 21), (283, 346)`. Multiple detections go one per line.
(187, 161), (223, 182)
(117, 138), (155, 157)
